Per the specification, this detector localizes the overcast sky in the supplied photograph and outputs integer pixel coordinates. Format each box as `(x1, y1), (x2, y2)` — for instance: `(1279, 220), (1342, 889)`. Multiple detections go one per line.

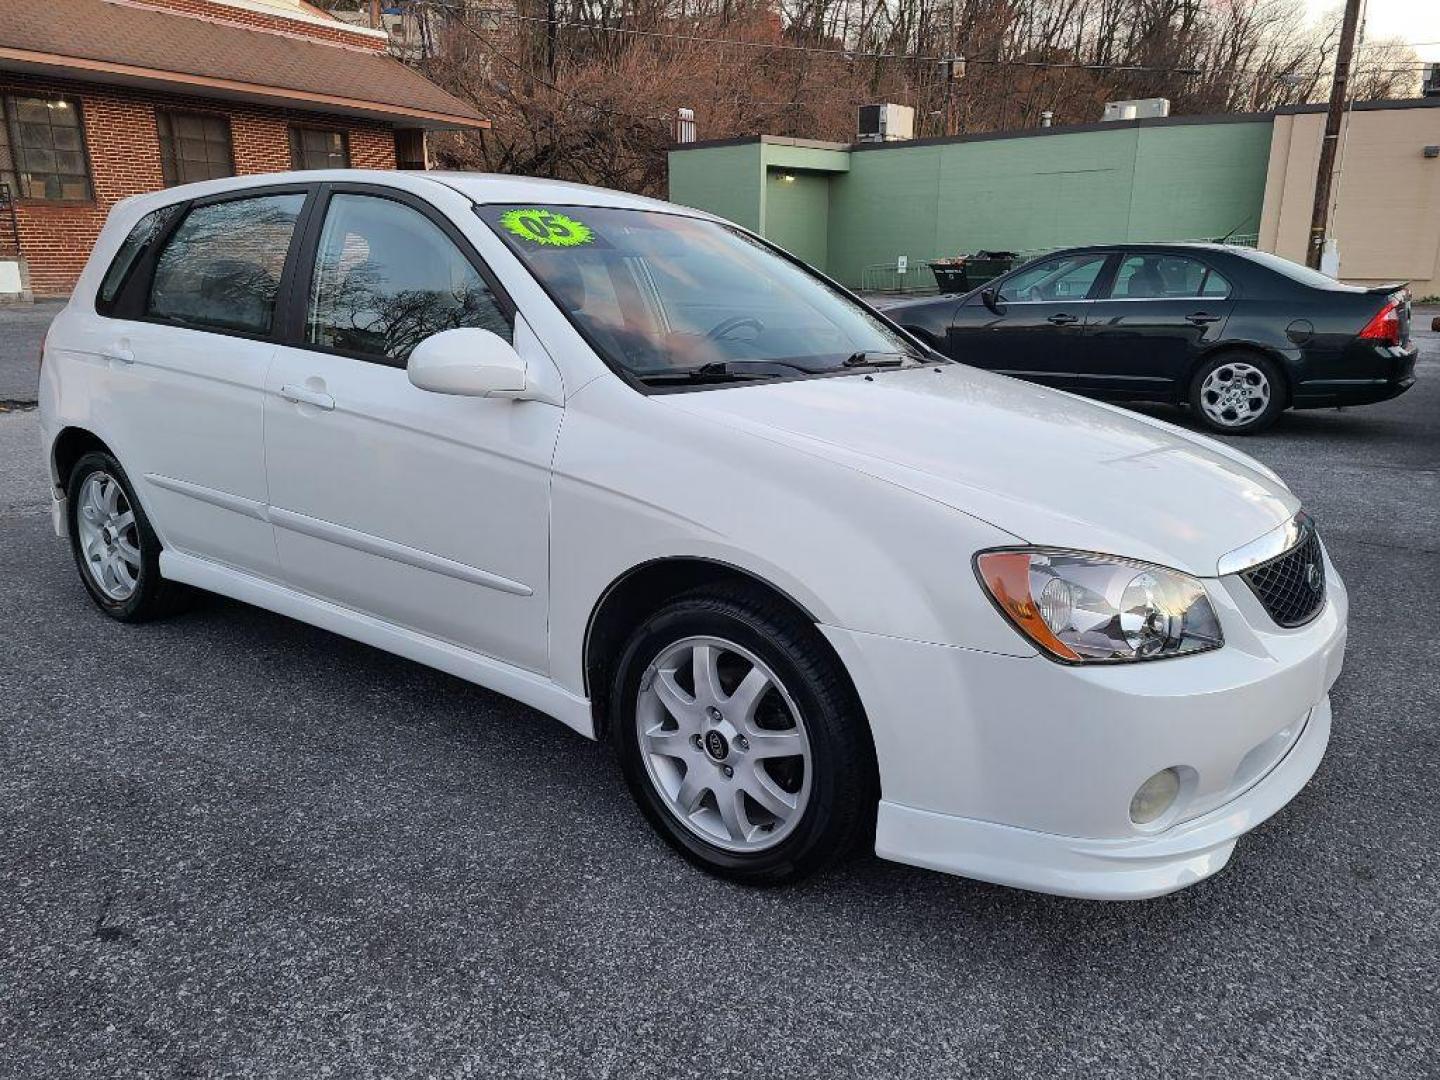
(1303, 0), (1440, 60)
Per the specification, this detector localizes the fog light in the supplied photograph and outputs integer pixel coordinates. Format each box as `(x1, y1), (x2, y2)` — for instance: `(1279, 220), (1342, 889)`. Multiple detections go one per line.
(1130, 768), (1181, 824)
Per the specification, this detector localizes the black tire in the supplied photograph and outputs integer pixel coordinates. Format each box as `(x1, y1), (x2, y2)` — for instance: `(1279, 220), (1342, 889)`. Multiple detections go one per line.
(610, 584), (878, 886)
(1188, 351), (1287, 435)
(66, 451), (188, 622)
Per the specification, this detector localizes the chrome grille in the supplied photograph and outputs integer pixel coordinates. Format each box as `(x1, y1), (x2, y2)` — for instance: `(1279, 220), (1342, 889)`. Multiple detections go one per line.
(1240, 527), (1326, 628)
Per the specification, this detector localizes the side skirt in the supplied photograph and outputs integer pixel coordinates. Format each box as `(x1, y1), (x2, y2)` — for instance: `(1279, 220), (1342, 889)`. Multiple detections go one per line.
(160, 550), (595, 740)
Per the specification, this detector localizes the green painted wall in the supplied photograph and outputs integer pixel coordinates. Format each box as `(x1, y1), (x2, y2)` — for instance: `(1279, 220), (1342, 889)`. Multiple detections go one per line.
(669, 122), (1274, 287)
(666, 142), (764, 232)
(763, 170), (830, 269)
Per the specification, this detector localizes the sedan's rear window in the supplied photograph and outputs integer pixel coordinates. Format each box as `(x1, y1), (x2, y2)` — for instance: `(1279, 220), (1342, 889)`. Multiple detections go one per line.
(1232, 248), (1355, 291)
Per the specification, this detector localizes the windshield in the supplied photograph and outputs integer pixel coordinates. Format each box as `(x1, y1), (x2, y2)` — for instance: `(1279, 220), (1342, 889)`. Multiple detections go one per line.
(477, 204), (926, 385)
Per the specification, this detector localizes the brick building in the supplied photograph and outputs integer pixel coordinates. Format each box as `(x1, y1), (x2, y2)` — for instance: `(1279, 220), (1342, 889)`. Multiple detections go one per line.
(0, 0), (488, 297)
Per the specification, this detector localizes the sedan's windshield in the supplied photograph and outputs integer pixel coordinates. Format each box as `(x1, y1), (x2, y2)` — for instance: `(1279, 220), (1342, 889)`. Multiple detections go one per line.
(477, 204), (927, 384)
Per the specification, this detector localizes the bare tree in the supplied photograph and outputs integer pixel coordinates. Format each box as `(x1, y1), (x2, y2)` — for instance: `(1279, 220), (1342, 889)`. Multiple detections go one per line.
(381, 0), (1421, 197)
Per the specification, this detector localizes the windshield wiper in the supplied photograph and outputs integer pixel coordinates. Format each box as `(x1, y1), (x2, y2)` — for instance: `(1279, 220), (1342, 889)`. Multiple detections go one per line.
(636, 360), (810, 384)
(842, 351), (916, 369)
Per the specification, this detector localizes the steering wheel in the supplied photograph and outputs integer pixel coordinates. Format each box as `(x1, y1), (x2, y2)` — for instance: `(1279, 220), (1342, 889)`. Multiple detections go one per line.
(706, 315), (765, 342)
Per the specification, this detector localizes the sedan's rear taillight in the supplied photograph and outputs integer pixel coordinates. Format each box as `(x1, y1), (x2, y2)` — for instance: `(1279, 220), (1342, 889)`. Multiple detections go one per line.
(1358, 297), (1402, 346)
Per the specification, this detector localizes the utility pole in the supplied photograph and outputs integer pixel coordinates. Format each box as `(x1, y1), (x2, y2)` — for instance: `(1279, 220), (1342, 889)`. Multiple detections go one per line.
(545, 0), (557, 80)
(1307, 0), (1362, 270)
(369, 0), (381, 30)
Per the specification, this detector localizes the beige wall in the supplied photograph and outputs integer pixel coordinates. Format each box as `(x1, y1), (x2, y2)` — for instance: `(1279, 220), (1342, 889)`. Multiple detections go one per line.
(1260, 106), (1440, 298)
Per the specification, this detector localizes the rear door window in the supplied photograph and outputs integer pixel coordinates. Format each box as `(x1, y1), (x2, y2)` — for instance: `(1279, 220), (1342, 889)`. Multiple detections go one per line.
(1111, 255), (1231, 299)
(147, 193), (306, 335)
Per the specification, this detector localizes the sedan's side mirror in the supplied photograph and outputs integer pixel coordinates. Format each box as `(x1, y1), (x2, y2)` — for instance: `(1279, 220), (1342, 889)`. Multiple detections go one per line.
(980, 287), (1002, 314)
(407, 328), (530, 398)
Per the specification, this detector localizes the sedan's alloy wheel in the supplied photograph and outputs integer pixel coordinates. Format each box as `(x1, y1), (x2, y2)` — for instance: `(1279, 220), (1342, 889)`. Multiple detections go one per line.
(636, 635), (812, 853)
(76, 471), (142, 601)
(1199, 362), (1271, 428)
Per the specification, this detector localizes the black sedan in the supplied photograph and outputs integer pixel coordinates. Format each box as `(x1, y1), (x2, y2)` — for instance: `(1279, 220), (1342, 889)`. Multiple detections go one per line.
(887, 243), (1417, 434)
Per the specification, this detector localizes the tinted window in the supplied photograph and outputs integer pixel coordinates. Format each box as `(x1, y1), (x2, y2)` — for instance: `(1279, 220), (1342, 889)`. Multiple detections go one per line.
(999, 254), (1108, 302)
(306, 194), (510, 363)
(1233, 248), (1350, 291)
(290, 127), (349, 170)
(2, 95), (91, 201)
(478, 204), (920, 382)
(148, 193), (305, 334)
(1112, 255), (1230, 299)
(97, 205), (180, 310)
(157, 111), (234, 186)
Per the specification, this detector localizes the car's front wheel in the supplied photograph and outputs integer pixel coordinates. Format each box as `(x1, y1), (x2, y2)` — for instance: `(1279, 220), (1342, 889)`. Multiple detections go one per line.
(1189, 352), (1286, 435)
(66, 451), (186, 621)
(610, 586), (876, 885)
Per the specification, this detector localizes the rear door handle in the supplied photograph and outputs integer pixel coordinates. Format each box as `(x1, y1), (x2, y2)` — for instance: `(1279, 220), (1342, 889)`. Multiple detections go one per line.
(1046, 313), (1080, 326)
(280, 384), (335, 411)
(101, 346), (134, 365)
(1186, 312), (1222, 326)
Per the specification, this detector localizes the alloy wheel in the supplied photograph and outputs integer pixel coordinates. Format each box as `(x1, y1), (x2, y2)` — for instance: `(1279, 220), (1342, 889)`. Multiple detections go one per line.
(635, 635), (812, 853)
(76, 471), (142, 601)
(1199, 362), (1271, 428)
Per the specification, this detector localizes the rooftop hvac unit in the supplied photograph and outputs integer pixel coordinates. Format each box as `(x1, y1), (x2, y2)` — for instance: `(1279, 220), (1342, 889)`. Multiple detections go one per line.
(1425, 64), (1440, 98)
(857, 104), (915, 143)
(1102, 98), (1171, 122)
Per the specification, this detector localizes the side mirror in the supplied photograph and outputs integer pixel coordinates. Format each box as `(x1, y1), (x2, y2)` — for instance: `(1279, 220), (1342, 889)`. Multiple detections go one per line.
(980, 286), (1002, 313)
(407, 328), (529, 398)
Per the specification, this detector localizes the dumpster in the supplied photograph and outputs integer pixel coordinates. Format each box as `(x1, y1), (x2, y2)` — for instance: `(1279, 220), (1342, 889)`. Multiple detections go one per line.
(927, 250), (1018, 294)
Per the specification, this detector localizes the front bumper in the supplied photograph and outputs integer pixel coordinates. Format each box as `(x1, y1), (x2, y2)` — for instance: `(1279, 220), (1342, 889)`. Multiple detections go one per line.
(874, 697), (1329, 900)
(821, 559), (1348, 900)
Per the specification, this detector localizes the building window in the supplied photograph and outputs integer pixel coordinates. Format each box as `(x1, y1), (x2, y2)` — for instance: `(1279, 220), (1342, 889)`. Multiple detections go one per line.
(289, 127), (350, 170)
(1, 95), (92, 201)
(156, 111), (234, 186)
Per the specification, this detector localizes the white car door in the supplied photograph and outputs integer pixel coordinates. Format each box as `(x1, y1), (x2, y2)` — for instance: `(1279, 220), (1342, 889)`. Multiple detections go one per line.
(81, 187), (311, 581)
(262, 186), (562, 673)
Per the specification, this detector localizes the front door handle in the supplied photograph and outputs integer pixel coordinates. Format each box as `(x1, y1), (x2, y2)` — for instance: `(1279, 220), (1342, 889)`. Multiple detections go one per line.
(101, 345), (135, 365)
(1046, 313), (1080, 326)
(280, 384), (335, 411)
(1186, 312), (1222, 326)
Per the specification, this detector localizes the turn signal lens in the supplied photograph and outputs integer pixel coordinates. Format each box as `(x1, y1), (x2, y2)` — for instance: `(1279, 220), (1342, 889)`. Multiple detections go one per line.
(976, 549), (1223, 663)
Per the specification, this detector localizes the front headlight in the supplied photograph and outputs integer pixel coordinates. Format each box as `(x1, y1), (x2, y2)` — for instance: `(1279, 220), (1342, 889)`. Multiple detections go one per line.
(975, 549), (1223, 663)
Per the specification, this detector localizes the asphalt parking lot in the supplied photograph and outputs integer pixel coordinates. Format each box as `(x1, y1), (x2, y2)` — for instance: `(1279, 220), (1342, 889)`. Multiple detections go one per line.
(1, 307), (1436, 1078)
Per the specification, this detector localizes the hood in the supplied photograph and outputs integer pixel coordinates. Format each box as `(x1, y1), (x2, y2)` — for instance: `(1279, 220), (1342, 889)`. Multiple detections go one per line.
(661, 365), (1299, 578)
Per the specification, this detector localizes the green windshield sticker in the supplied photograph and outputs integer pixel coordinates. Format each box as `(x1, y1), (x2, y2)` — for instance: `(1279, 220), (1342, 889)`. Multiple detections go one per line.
(499, 208), (594, 248)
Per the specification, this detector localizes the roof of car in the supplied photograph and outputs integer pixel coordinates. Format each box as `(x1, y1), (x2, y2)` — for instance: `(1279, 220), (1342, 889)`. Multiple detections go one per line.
(109, 170), (712, 221)
(426, 172), (696, 215)
(1044, 242), (1241, 255)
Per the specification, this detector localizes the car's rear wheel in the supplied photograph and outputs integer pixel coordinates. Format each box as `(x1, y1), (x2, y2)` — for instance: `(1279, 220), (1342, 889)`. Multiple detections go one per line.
(610, 586), (876, 885)
(66, 451), (186, 621)
(1189, 352), (1286, 435)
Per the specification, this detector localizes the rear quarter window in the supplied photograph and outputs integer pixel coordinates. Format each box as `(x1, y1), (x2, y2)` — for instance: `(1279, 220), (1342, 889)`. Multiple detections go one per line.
(96, 205), (180, 315)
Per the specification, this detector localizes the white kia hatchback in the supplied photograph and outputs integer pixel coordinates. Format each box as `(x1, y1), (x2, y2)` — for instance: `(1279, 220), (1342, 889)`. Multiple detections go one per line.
(39, 172), (1347, 899)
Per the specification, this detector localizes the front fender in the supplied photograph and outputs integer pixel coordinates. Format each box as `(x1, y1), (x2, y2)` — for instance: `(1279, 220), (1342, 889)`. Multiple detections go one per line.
(545, 378), (1029, 697)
